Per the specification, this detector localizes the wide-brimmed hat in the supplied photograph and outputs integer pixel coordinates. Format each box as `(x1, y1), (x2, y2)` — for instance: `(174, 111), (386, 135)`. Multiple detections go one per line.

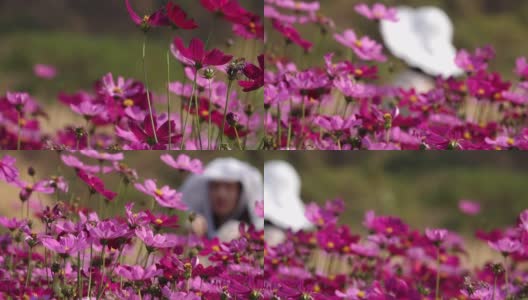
(264, 161), (314, 231)
(380, 6), (463, 78)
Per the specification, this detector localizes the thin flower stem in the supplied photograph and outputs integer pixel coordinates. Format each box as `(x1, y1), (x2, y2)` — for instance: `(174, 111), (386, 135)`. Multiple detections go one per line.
(17, 111), (21, 150)
(208, 79), (213, 150)
(77, 251), (82, 298)
(180, 68), (198, 150)
(219, 80), (234, 148)
(142, 35), (158, 145)
(234, 127), (243, 150)
(25, 247), (32, 288)
(86, 119), (91, 149)
(97, 245), (106, 299)
(166, 50), (172, 150)
(87, 244), (93, 298)
(492, 274), (497, 300)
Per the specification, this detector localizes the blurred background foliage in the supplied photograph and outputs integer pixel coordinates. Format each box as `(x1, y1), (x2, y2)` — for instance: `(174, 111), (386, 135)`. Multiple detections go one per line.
(269, 0), (528, 80)
(0, 0), (262, 113)
(262, 151), (528, 237)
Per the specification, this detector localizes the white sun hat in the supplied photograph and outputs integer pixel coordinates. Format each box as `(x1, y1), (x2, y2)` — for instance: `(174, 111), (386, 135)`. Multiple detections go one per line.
(380, 6), (464, 78)
(264, 161), (314, 232)
(180, 157), (263, 238)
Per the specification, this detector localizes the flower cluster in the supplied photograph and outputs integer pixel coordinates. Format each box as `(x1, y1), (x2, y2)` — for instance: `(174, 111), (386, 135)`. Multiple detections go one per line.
(265, 198), (528, 299)
(264, 1), (528, 150)
(0, 152), (264, 299)
(0, 0), (264, 150)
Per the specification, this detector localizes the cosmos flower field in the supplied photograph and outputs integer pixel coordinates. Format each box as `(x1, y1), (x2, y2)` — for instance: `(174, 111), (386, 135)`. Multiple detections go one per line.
(1, 0), (528, 299)
(264, 1), (528, 150)
(0, 0), (263, 150)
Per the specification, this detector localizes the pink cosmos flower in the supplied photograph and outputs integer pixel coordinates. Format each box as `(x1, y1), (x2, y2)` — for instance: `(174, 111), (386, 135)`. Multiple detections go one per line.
(160, 154), (203, 174)
(70, 101), (105, 118)
(166, 2), (198, 30)
(458, 199), (481, 216)
(33, 64), (57, 79)
(425, 228), (448, 243)
(115, 264), (162, 281)
(271, 19), (313, 51)
(6, 91), (29, 107)
(171, 37), (233, 69)
(0, 155), (19, 183)
(355, 3), (398, 22)
(273, 0), (320, 12)
(488, 237), (521, 256)
(516, 57), (528, 80)
(135, 226), (178, 248)
(334, 29), (386, 62)
(80, 150), (124, 162)
(76, 170), (117, 201)
(41, 233), (88, 256)
(61, 154), (101, 173)
(125, 0), (169, 31)
(134, 179), (187, 210)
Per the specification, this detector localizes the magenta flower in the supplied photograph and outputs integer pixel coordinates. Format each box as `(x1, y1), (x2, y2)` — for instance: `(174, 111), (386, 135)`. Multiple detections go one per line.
(488, 237), (521, 256)
(115, 264), (162, 281)
(126, 116), (179, 147)
(425, 228), (448, 243)
(134, 179), (187, 210)
(271, 19), (313, 51)
(125, 0), (169, 31)
(355, 3), (398, 22)
(458, 199), (481, 216)
(96, 72), (143, 100)
(70, 101), (105, 118)
(76, 170), (117, 201)
(166, 2), (198, 30)
(516, 57), (528, 80)
(6, 91), (29, 108)
(160, 154), (203, 174)
(239, 54), (264, 92)
(0, 216), (27, 231)
(334, 29), (386, 62)
(61, 154), (101, 173)
(80, 150), (124, 162)
(41, 233), (88, 256)
(0, 155), (19, 183)
(171, 37), (232, 69)
(135, 226), (178, 248)
(87, 219), (130, 241)
(33, 64), (57, 79)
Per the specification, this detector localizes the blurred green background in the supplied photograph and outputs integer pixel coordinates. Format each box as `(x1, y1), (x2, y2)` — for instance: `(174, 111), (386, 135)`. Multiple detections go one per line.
(263, 151), (528, 236)
(0, 0), (262, 133)
(269, 0), (528, 79)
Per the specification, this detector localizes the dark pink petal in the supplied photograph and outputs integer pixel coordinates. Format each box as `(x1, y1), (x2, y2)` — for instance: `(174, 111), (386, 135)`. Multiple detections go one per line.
(188, 38), (206, 64)
(204, 49), (232, 66)
(125, 0), (142, 25)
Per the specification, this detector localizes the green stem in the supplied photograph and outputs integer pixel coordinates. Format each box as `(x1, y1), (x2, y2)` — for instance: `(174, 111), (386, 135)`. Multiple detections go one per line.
(97, 244), (106, 299)
(87, 244), (93, 298)
(219, 80), (234, 148)
(142, 35), (158, 145)
(17, 111), (21, 150)
(25, 247), (32, 288)
(86, 119), (91, 149)
(166, 50), (172, 150)
(180, 68), (199, 150)
(77, 251), (82, 298)
(208, 79), (213, 150)
(234, 127), (243, 150)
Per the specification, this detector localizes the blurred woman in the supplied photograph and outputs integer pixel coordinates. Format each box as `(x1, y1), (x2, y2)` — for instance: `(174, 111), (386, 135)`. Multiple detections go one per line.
(180, 157), (263, 241)
(264, 160), (313, 246)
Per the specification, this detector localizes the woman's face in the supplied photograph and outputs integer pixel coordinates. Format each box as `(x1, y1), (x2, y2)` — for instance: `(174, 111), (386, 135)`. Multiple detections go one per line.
(209, 180), (241, 218)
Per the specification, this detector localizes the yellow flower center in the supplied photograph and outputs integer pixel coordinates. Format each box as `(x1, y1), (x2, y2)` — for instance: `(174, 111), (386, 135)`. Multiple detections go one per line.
(508, 138), (515, 146)
(357, 291), (366, 298)
(155, 189), (163, 197)
(327, 241), (335, 249)
(113, 87), (123, 94)
(355, 40), (363, 48)
(464, 132), (472, 140)
(155, 218), (163, 225)
(123, 99), (134, 107)
(355, 69), (364, 76)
